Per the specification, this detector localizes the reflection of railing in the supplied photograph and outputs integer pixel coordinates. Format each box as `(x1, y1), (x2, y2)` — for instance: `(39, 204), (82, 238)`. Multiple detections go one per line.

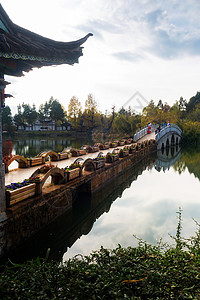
(134, 124), (157, 141)
(155, 124), (182, 141)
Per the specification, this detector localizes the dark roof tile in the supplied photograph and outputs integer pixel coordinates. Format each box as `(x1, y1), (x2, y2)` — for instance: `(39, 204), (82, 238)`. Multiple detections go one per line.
(0, 4), (92, 76)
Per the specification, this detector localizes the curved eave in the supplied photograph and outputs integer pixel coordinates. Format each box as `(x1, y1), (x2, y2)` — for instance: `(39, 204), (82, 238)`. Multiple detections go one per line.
(0, 50), (84, 77)
(0, 4), (93, 76)
(15, 25), (93, 50)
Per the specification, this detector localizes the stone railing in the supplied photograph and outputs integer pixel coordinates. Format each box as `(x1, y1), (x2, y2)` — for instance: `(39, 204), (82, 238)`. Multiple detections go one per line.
(134, 124), (157, 141)
(155, 124), (182, 142)
(5, 140), (157, 208)
(3, 138), (134, 173)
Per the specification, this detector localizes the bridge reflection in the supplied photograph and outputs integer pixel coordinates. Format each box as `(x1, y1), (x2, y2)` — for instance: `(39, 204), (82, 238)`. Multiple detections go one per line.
(154, 145), (181, 172)
(1, 154), (157, 263)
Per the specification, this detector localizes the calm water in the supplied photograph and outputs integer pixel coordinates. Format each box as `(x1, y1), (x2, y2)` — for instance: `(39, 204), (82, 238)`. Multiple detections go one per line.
(2, 135), (93, 157)
(2, 136), (200, 263)
(64, 145), (200, 260)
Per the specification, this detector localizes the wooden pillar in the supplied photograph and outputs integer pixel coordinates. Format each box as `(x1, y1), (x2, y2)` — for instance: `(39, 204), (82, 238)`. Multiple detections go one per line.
(0, 76), (10, 212)
(0, 97), (6, 211)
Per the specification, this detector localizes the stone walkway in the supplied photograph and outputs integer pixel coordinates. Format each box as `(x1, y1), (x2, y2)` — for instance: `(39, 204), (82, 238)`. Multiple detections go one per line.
(138, 132), (156, 142)
(5, 147), (120, 186)
(5, 132), (156, 186)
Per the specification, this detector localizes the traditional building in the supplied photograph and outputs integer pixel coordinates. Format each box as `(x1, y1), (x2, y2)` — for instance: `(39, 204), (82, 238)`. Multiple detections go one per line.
(17, 119), (71, 131)
(0, 4), (92, 211)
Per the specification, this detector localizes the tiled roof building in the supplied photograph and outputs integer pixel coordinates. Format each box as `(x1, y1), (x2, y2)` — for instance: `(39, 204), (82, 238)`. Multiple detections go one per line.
(0, 4), (92, 210)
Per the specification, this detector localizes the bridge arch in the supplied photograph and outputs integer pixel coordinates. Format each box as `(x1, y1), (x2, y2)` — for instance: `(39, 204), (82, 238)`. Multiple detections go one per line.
(4, 155), (29, 173)
(94, 143), (104, 150)
(30, 167), (65, 194)
(82, 158), (96, 172)
(41, 151), (59, 162)
(156, 124), (182, 150)
(70, 148), (79, 157)
(41, 167), (65, 186)
(171, 134), (175, 146)
(166, 138), (169, 148)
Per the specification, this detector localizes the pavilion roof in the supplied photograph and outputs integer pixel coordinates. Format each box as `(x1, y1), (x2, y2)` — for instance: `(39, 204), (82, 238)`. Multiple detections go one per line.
(0, 4), (92, 76)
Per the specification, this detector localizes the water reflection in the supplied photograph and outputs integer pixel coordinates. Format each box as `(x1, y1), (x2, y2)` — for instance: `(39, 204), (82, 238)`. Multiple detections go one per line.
(64, 146), (200, 260)
(2, 145), (200, 264)
(2, 139), (13, 157)
(1, 155), (156, 263)
(155, 145), (181, 172)
(3, 136), (93, 158)
(173, 144), (200, 181)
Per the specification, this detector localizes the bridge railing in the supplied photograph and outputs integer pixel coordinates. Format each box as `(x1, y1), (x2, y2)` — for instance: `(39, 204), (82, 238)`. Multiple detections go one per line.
(134, 124), (157, 141)
(155, 124), (182, 141)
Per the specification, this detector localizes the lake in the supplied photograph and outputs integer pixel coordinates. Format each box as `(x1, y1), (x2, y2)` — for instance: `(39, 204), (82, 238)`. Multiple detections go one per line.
(2, 135), (93, 158)
(2, 136), (200, 263)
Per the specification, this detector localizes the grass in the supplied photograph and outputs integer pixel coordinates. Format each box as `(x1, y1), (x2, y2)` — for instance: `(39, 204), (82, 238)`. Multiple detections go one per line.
(0, 209), (200, 299)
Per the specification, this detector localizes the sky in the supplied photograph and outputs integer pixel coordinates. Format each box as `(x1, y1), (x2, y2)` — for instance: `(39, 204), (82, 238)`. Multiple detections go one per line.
(1, 0), (200, 115)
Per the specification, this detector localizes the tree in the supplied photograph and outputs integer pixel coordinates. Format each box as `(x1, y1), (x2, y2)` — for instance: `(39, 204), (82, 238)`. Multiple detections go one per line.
(187, 103), (200, 122)
(178, 97), (187, 111)
(163, 102), (171, 113)
(68, 96), (82, 129)
(111, 114), (130, 134)
(21, 103), (38, 125)
(83, 94), (99, 131)
(50, 99), (65, 122)
(84, 93), (98, 114)
(186, 92), (200, 112)
(141, 100), (158, 126)
(103, 105), (116, 133)
(39, 97), (65, 122)
(38, 100), (51, 120)
(118, 107), (126, 115)
(13, 104), (24, 128)
(2, 105), (14, 132)
(170, 101), (181, 124)
(110, 106), (141, 136)
(157, 100), (164, 110)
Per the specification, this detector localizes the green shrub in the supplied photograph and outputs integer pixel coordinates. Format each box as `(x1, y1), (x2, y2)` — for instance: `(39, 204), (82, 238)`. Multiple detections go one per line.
(1, 209), (200, 299)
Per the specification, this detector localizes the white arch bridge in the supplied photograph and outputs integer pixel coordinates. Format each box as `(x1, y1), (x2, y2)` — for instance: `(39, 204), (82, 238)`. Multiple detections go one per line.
(134, 124), (182, 150)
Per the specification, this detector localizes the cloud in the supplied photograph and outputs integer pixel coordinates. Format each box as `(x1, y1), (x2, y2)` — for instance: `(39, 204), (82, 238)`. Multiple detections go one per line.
(146, 27), (200, 59)
(112, 51), (143, 62)
(144, 9), (165, 26)
(78, 18), (122, 40)
(2, 0), (200, 115)
(76, 0), (200, 60)
(141, 4), (200, 59)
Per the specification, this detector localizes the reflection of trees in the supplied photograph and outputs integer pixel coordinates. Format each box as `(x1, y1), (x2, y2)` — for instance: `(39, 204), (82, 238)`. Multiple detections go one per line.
(12, 137), (93, 157)
(173, 146), (200, 180)
(154, 145), (200, 180)
(173, 160), (186, 174)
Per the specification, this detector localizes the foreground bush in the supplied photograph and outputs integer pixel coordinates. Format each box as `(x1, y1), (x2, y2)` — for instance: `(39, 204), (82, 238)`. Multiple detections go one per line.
(0, 210), (200, 299)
